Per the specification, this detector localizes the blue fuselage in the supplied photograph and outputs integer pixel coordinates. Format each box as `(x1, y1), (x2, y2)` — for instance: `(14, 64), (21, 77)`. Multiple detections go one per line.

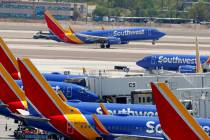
(68, 101), (157, 117)
(15, 80), (98, 102)
(48, 28), (165, 45)
(77, 27), (165, 44)
(24, 114), (210, 139)
(137, 54), (209, 72)
(42, 73), (85, 82)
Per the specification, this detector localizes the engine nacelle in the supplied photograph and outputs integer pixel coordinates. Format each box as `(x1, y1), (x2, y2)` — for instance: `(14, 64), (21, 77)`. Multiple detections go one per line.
(107, 37), (121, 45)
(121, 41), (129, 44)
(49, 35), (62, 42)
(178, 65), (196, 73)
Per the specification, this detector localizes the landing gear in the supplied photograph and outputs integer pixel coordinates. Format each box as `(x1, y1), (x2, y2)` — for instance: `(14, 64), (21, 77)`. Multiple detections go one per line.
(106, 44), (110, 48)
(152, 40), (156, 45)
(100, 44), (105, 48)
(100, 44), (111, 48)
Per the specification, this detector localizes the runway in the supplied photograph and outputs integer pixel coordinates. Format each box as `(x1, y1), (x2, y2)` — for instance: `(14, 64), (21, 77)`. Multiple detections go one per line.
(0, 22), (210, 139)
(0, 22), (210, 68)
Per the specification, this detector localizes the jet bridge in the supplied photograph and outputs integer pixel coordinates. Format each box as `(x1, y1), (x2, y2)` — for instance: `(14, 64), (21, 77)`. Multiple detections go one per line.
(86, 73), (210, 118)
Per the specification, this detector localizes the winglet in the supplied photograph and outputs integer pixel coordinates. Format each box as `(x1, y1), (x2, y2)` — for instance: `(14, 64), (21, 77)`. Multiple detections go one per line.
(0, 37), (20, 79)
(0, 64), (26, 113)
(150, 82), (210, 139)
(92, 114), (109, 135)
(99, 103), (110, 115)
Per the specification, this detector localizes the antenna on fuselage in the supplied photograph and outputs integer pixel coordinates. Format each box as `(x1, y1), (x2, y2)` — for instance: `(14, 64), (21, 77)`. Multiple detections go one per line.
(195, 24), (203, 73)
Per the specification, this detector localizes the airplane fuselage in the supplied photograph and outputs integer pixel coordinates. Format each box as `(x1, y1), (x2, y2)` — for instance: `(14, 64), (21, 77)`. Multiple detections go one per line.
(24, 113), (210, 139)
(76, 28), (165, 44)
(15, 80), (98, 102)
(68, 101), (157, 117)
(137, 54), (210, 72)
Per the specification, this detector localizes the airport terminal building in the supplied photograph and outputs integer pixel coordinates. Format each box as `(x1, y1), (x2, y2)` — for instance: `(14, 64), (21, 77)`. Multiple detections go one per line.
(0, 0), (88, 19)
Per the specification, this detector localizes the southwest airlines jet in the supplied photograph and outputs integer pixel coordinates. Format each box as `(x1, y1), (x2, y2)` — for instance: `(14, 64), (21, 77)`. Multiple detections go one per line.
(0, 37), (84, 82)
(44, 11), (165, 48)
(0, 37), (98, 102)
(0, 59), (210, 139)
(13, 58), (210, 139)
(136, 54), (210, 73)
(0, 61), (157, 119)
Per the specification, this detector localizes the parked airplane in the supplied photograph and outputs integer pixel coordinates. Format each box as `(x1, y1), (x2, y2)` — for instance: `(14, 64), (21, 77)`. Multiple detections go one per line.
(15, 80), (98, 102)
(16, 58), (210, 139)
(151, 82), (210, 139)
(44, 11), (165, 48)
(0, 38), (98, 102)
(137, 35), (206, 73)
(0, 37), (85, 82)
(0, 61), (157, 118)
(136, 54), (210, 73)
(0, 65), (98, 120)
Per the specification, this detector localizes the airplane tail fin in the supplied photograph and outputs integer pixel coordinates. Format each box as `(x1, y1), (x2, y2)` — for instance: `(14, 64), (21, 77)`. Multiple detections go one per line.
(18, 58), (100, 139)
(0, 64), (26, 113)
(44, 11), (68, 40)
(150, 82), (209, 139)
(0, 37), (19, 79)
(17, 58), (81, 117)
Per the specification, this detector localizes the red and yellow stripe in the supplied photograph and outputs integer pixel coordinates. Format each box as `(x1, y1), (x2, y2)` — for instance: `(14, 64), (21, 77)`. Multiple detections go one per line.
(153, 82), (209, 139)
(44, 11), (84, 44)
(18, 58), (100, 139)
(205, 57), (210, 64)
(0, 64), (26, 112)
(0, 37), (19, 79)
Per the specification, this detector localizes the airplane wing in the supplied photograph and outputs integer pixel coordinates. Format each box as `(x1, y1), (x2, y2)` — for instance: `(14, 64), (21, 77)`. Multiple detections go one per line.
(76, 33), (121, 44)
(111, 134), (164, 139)
(0, 102), (8, 108)
(12, 113), (49, 123)
(76, 33), (108, 42)
(92, 114), (164, 139)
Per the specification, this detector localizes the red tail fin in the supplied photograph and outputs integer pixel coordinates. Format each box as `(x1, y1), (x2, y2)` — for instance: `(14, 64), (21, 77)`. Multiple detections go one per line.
(18, 58), (100, 139)
(0, 37), (19, 79)
(44, 11), (66, 40)
(0, 64), (26, 113)
(151, 82), (210, 140)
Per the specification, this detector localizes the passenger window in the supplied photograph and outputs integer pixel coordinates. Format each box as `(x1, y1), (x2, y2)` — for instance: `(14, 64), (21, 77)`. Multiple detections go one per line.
(147, 97), (151, 102)
(143, 97), (145, 103)
(139, 97), (141, 103)
(80, 89), (84, 93)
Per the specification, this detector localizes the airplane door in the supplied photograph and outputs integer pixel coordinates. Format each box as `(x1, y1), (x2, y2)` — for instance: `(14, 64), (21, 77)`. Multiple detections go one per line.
(67, 122), (73, 134)
(148, 29), (151, 37)
(151, 56), (156, 64)
(66, 86), (72, 99)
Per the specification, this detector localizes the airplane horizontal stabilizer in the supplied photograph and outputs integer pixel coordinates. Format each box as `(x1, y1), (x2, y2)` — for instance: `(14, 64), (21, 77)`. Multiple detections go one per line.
(12, 113), (49, 123)
(0, 103), (8, 108)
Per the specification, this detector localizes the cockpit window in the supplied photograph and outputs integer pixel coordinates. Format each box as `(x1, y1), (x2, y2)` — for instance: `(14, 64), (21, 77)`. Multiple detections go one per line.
(79, 88), (89, 94)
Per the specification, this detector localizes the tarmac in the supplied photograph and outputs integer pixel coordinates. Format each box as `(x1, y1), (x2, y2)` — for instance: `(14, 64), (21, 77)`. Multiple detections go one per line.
(0, 22), (210, 139)
(0, 115), (18, 139)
